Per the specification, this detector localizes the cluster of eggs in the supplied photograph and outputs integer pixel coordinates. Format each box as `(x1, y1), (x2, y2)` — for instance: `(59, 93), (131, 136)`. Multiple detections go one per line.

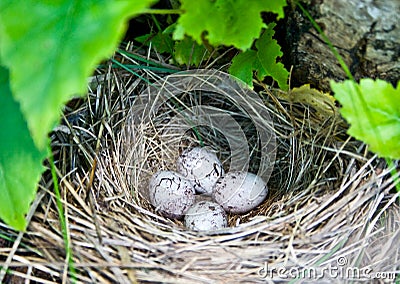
(148, 147), (268, 231)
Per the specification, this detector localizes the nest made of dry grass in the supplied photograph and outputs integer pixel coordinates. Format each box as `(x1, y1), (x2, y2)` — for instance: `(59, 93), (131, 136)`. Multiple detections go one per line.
(0, 50), (399, 284)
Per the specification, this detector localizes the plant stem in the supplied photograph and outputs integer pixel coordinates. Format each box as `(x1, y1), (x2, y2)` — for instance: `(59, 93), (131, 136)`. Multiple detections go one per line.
(48, 144), (77, 283)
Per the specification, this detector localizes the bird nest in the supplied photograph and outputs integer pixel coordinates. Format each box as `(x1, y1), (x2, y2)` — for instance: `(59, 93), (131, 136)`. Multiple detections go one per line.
(0, 62), (399, 283)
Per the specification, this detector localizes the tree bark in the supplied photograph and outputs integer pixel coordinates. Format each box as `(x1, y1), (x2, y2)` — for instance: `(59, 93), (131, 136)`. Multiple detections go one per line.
(283, 0), (399, 91)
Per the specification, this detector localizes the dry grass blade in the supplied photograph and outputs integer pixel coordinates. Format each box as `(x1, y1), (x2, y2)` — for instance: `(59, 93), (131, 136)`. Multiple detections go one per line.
(0, 56), (398, 283)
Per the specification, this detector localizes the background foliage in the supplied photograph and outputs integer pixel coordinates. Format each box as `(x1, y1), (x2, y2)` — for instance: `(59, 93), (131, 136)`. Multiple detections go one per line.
(229, 23), (289, 89)
(173, 0), (286, 50)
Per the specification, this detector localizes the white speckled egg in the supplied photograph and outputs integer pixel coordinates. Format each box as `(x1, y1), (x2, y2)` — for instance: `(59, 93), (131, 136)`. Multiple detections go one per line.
(176, 147), (224, 195)
(184, 201), (228, 231)
(212, 171), (268, 214)
(149, 170), (195, 219)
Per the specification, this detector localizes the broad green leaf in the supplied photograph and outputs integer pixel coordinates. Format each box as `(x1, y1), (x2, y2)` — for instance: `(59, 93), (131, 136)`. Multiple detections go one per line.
(174, 0), (287, 50)
(254, 23), (289, 90)
(331, 79), (400, 159)
(174, 36), (210, 67)
(229, 50), (257, 86)
(0, 66), (47, 231)
(229, 24), (289, 90)
(0, 0), (155, 151)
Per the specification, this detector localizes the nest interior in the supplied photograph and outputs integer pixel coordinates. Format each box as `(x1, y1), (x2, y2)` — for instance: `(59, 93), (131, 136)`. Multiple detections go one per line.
(0, 55), (399, 283)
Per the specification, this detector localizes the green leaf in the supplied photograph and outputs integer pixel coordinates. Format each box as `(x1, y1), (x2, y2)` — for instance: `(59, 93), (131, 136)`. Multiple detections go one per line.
(254, 23), (289, 90)
(229, 50), (257, 86)
(0, 66), (47, 231)
(229, 24), (289, 90)
(135, 30), (175, 54)
(331, 79), (400, 159)
(174, 36), (210, 67)
(174, 0), (287, 50)
(0, 0), (155, 151)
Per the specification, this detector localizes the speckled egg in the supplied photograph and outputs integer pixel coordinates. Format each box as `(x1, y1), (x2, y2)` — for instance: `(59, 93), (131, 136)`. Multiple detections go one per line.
(148, 170), (195, 219)
(176, 147), (224, 195)
(212, 171), (268, 214)
(184, 201), (228, 231)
